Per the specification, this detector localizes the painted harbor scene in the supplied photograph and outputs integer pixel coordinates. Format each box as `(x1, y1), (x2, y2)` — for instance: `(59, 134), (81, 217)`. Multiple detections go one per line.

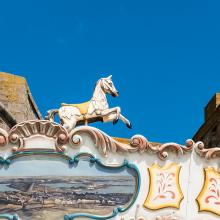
(0, 159), (136, 220)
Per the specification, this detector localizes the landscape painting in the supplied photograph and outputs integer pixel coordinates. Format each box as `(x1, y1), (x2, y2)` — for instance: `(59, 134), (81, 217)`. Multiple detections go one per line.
(0, 157), (137, 220)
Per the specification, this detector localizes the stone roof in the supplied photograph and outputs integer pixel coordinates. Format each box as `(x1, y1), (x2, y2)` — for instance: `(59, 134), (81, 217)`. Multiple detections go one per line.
(0, 72), (41, 130)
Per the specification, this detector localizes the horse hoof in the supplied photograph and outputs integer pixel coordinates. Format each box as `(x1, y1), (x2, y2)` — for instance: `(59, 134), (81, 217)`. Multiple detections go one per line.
(127, 123), (132, 129)
(113, 118), (119, 125)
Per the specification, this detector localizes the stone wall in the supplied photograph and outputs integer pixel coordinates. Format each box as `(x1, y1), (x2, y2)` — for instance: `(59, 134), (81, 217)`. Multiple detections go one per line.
(0, 72), (41, 130)
(193, 93), (220, 148)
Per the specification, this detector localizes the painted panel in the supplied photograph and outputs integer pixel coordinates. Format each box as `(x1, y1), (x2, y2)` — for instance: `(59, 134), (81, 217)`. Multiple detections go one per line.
(0, 154), (139, 220)
(1, 119), (220, 220)
(144, 163), (183, 210)
(197, 167), (220, 216)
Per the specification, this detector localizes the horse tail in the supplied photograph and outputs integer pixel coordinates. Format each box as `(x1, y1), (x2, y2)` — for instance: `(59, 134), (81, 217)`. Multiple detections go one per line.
(45, 109), (59, 122)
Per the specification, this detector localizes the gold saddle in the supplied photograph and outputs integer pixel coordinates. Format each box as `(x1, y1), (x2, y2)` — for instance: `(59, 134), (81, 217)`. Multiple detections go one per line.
(61, 101), (91, 115)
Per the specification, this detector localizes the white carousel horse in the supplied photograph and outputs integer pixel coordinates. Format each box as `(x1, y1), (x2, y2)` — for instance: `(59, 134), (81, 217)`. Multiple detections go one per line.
(45, 75), (132, 131)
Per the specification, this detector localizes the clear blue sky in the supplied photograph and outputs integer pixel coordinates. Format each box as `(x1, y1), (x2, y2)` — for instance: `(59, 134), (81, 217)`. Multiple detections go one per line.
(0, 159), (130, 177)
(0, 0), (220, 144)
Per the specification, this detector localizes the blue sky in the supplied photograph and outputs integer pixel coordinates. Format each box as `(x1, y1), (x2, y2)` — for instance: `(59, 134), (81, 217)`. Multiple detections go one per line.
(0, 0), (220, 144)
(0, 159), (131, 177)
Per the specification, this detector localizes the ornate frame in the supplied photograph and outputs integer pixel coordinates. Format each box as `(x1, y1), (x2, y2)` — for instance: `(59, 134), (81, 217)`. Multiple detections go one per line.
(0, 151), (140, 220)
(196, 167), (220, 216)
(144, 163), (184, 210)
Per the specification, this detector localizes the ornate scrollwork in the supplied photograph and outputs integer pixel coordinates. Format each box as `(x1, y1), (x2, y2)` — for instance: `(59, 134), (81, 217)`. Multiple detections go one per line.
(0, 120), (194, 160)
(0, 128), (8, 147)
(69, 126), (193, 160)
(69, 126), (135, 156)
(156, 139), (194, 160)
(195, 141), (220, 160)
(8, 120), (68, 152)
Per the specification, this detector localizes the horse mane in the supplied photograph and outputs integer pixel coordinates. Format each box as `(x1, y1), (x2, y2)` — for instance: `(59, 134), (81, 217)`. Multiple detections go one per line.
(93, 79), (101, 91)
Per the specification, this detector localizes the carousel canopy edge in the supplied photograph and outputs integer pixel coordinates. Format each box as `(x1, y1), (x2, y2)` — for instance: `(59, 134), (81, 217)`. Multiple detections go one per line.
(0, 119), (216, 161)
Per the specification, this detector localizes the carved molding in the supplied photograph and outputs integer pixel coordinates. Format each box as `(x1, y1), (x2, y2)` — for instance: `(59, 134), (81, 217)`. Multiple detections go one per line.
(0, 120), (195, 160)
(0, 128), (8, 147)
(8, 120), (69, 152)
(195, 141), (220, 160)
(69, 126), (193, 160)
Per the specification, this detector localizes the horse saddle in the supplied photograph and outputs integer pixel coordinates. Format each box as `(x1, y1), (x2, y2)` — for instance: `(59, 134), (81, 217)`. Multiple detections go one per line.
(61, 101), (91, 115)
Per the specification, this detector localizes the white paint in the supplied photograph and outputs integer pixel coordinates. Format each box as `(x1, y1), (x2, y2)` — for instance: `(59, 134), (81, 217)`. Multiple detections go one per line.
(0, 129), (219, 220)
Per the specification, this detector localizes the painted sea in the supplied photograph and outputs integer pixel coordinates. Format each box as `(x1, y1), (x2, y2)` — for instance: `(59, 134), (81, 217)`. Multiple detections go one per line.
(0, 175), (136, 220)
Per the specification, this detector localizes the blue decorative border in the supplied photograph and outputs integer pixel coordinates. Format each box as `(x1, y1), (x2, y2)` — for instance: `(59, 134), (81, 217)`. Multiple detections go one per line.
(0, 214), (19, 220)
(0, 151), (140, 220)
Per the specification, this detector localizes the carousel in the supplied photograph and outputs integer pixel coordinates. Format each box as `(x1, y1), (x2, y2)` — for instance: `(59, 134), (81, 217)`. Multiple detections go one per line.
(0, 76), (218, 220)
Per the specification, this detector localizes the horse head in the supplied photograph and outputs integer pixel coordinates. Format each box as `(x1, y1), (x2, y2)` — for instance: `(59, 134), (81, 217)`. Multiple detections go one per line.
(100, 75), (119, 97)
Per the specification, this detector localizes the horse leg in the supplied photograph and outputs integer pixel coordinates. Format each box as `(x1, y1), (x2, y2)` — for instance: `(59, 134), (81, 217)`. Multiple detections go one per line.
(114, 107), (121, 124)
(59, 113), (77, 132)
(101, 107), (121, 124)
(58, 106), (79, 131)
(119, 114), (132, 129)
(101, 108), (131, 128)
(62, 118), (77, 131)
(110, 107), (121, 124)
(103, 113), (132, 128)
